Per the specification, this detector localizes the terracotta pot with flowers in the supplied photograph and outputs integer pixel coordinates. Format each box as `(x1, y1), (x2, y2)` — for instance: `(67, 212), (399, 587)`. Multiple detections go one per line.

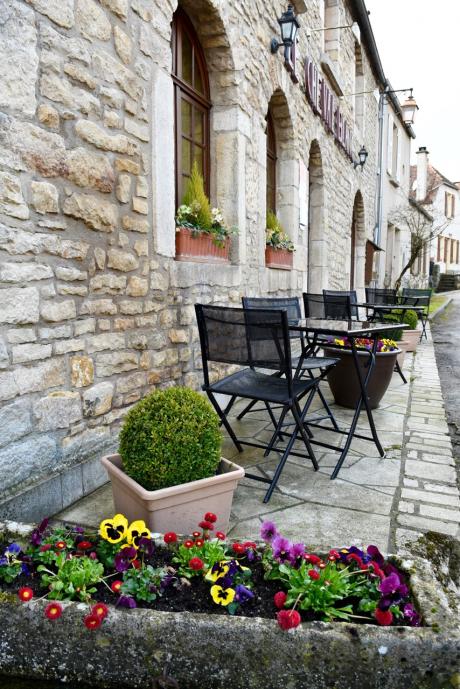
(175, 162), (236, 263)
(101, 387), (244, 534)
(322, 337), (400, 409)
(265, 211), (295, 269)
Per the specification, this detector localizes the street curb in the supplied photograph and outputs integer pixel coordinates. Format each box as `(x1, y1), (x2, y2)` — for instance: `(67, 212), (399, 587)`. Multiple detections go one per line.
(429, 296), (453, 321)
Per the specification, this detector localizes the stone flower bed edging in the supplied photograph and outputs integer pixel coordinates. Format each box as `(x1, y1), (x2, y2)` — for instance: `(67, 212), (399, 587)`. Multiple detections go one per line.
(0, 521), (459, 689)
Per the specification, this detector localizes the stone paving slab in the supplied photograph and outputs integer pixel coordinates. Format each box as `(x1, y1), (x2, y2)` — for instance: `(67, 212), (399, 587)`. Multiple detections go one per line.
(57, 324), (460, 555)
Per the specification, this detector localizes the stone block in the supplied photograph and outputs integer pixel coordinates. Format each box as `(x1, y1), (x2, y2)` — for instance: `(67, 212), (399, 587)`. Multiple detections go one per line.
(0, 371), (18, 401)
(0, 172), (29, 219)
(0, 435), (58, 493)
(107, 248), (139, 272)
(40, 300), (76, 322)
(0, 339), (8, 369)
(63, 192), (118, 232)
(14, 359), (66, 396)
(74, 319), (95, 336)
(34, 391), (82, 431)
(132, 197), (148, 214)
(89, 274), (127, 294)
(96, 351), (138, 376)
(7, 329), (36, 344)
(27, 0), (74, 28)
(30, 181), (59, 214)
(55, 267), (87, 282)
(124, 117), (149, 142)
(70, 356), (94, 388)
(66, 148), (115, 193)
(115, 372), (146, 394)
(119, 301), (143, 315)
(116, 158), (140, 175)
(0, 400), (32, 448)
(419, 504), (460, 523)
(87, 333), (125, 354)
(54, 339), (85, 355)
(114, 26), (132, 64)
(0, 263), (53, 283)
(75, 120), (138, 156)
(169, 329), (188, 344)
(122, 215), (148, 233)
(133, 239), (148, 257)
(76, 0), (111, 41)
(405, 460), (456, 484)
(80, 299), (117, 316)
(136, 176), (148, 198)
(116, 174), (131, 203)
(104, 110), (122, 129)
(40, 74), (100, 116)
(94, 247), (106, 270)
(0, 2), (38, 117)
(37, 105), (60, 129)
(82, 382), (114, 417)
(92, 51), (140, 101)
(126, 276), (148, 296)
(64, 62), (97, 90)
(39, 325), (72, 340)
(0, 116), (67, 177)
(12, 343), (52, 364)
(0, 287), (39, 324)
(100, 0), (128, 20)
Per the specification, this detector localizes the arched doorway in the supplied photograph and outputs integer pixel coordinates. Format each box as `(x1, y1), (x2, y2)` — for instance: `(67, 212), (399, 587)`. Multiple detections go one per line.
(307, 140), (326, 292)
(350, 191), (365, 292)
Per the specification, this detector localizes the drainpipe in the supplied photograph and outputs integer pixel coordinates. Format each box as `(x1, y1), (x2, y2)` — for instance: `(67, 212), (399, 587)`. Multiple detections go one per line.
(374, 86), (387, 284)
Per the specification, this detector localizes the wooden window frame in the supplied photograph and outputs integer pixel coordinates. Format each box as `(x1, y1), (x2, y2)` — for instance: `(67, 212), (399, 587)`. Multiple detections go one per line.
(266, 110), (277, 215)
(172, 8), (211, 207)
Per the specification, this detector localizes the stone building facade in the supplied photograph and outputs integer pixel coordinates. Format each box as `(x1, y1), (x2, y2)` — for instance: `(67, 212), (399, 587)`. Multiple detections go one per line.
(0, 0), (383, 519)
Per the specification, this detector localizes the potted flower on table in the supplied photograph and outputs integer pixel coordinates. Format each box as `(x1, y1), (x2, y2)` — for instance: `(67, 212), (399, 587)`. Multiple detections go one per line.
(265, 211), (295, 269)
(175, 162), (235, 263)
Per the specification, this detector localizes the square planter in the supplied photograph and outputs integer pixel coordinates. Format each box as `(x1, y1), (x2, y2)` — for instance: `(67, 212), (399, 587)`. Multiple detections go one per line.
(175, 226), (230, 263)
(265, 246), (293, 270)
(100, 454), (244, 534)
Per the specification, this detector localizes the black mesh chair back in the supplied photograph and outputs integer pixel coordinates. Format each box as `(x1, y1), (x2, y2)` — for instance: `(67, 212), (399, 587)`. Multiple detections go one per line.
(323, 290), (356, 319)
(242, 296), (301, 340)
(195, 304), (293, 387)
(401, 288), (431, 308)
(302, 293), (326, 319)
(365, 288), (398, 305)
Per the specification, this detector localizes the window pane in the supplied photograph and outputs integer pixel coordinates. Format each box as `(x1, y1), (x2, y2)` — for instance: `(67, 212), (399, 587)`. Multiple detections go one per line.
(193, 146), (203, 176)
(194, 59), (204, 94)
(181, 99), (192, 137)
(181, 138), (191, 175)
(194, 109), (203, 143)
(181, 31), (193, 85)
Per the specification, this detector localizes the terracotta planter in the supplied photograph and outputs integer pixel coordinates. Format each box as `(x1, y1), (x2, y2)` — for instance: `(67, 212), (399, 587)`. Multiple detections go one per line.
(322, 346), (400, 409)
(265, 246), (293, 270)
(396, 339), (411, 367)
(101, 453), (244, 534)
(403, 329), (421, 352)
(175, 226), (230, 263)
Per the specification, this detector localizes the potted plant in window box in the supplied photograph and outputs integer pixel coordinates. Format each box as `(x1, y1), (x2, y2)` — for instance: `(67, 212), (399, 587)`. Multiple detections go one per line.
(101, 387), (244, 534)
(265, 211), (294, 270)
(175, 162), (235, 263)
(321, 337), (400, 409)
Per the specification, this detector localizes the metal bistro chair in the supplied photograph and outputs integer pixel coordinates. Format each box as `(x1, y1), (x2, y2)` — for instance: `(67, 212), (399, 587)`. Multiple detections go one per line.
(401, 288), (432, 340)
(322, 290), (357, 320)
(365, 288), (398, 305)
(195, 304), (320, 502)
(237, 296), (340, 431)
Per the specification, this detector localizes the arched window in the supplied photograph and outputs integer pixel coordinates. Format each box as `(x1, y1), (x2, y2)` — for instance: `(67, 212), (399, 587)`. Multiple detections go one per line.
(172, 8), (211, 206)
(266, 111), (277, 214)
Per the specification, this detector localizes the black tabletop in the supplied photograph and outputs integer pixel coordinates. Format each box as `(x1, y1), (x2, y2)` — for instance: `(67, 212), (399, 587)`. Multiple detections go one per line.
(357, 302), (424, 312)
(289, 319), (408, 337)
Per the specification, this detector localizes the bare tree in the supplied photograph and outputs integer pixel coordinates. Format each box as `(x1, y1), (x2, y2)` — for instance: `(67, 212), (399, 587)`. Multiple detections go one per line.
(389, 199), (450, 292)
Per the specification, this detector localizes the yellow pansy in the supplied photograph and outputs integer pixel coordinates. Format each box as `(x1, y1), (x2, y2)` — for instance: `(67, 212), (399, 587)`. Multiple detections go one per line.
(210, 585), (235, 606)
(126, 519), (150, 547)
(205, 561), (230, 583)
(99, 514), (129, 543)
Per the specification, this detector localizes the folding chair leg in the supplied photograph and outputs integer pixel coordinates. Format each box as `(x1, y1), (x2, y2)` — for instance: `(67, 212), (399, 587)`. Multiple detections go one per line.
(292, 400), (319, 471)
(394, 359), (407, 384)
(263, 405), (300, 503)
(236, 398), (259, 420)
(315, 382), (340, 431)
(206, 391), (243, 453)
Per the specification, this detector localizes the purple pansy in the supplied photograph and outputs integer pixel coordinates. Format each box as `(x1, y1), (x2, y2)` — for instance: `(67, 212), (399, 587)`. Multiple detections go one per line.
(137, 536), (154, 557)
(235, 584), (254, 604)
(403, 603), (421, 627)
(289, 542), (305, 566)
(367, 545), (384, 566)
(272, 536), (293, 564)
(117, 595), (137, 609)
(30, 518), (49, 546)
(114, 546), (137, 572)
(260, 521), (278, 543)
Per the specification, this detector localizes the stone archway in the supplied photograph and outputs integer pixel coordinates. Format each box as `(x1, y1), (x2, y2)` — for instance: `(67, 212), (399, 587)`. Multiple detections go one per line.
(307, 140), (327, 292)
(350, 191), (366, 292)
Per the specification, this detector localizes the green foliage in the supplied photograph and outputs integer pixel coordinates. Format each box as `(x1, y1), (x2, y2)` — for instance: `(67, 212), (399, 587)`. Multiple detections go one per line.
(181, 161), (213, 230)
(38, 554), (104, 602)
(387, 308), (418, 332)
(119, 387), (222, 491)
(382, 314), (404, 341)
(403, 309), (419, 330)
(121, 564), (171, 603)
(266, 211), (295, 251)
(173, 540), (228, 578)
(96, 539), (122, 569)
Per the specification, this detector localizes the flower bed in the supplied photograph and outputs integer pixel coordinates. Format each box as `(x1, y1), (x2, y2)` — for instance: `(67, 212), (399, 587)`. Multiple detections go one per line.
(0, 518), (458, 689)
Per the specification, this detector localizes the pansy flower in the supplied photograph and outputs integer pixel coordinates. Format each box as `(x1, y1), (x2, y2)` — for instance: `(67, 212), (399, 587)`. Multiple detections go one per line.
(206, 561), (230, 583)
(99, 514), (129, 544)
(126, 520), (150, 547)
(260, 521), (278, 543)
(114, 546), (137, 572)
(235, 584), (254, 604)
(137, 536), (154, 557)
(210, 585), (235, 606)
(117, 595), (137, 609)
(272, 536), (292, 564)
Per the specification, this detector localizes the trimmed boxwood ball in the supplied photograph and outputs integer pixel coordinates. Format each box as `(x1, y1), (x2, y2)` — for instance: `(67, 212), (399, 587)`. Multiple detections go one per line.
(403, 309), (419, 330)
(119, 387), (222, 491)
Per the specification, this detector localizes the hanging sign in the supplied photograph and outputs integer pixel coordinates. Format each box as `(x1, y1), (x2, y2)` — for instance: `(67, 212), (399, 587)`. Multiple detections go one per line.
(304, 56), (353, 160)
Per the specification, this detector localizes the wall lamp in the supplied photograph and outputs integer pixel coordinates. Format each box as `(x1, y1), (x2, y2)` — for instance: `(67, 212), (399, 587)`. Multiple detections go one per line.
(353, 145), (368, 170)
(270, 5), (300, 61)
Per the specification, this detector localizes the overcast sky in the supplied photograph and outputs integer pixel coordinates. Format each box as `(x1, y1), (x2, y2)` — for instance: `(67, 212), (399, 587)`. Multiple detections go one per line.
(364, 0), (460, 183)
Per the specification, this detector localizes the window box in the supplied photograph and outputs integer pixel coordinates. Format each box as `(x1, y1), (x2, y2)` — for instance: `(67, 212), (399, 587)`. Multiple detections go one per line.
(265, 246), (293, 270)
(175, 227), (230, 263)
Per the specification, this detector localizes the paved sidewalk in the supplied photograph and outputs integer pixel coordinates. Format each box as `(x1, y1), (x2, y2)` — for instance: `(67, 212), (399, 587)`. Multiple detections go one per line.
(57, 326), (460, 553)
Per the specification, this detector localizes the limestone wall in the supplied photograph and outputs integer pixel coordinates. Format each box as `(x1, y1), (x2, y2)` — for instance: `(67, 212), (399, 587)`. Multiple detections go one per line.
(0, 0), (381, 518)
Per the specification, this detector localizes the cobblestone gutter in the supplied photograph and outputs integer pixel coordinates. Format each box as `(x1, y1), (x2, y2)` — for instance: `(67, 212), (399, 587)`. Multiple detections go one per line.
(0, 523), (458, 689)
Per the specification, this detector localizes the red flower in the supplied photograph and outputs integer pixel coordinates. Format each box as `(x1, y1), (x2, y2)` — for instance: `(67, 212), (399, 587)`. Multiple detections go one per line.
(375, 608), (393, 626)
(367, 561), (384, 579)
(232, 543), (245, 555)
(204, 512), (217, 523)
(347, 553), (363, 568)
(39, 544), (52, 552)
(163, 532), (178, 544)
(132, 559), (141, 570)
(215, 532), (226, 540)
(84, 613), (102, 630)
(18, 587), (33, 602)
(308, 569), (320, 580)
(304, 554), (322, 565)
(243, 541), (257, 550)
(77, 541), (92, 550)
(111, 580), (123, 593)
(318, 562), (326, 569)
(198, 520), (214, 531)
(92, 602), (109, 619)
(55, 541), (66, 550)
(273, 591), (287, 609)
(189, 557), (204, 571)
(183, 539), (194, 549)
(194, 539), (204, 547)
(192, 531), (201, 538)
(45, 602), (63, 620)
(277, 609), (301, 631)
(328, 549), (340, 561)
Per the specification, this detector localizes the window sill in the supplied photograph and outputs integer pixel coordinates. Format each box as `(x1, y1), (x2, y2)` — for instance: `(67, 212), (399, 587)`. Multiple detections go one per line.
(170, 260), (242, 289)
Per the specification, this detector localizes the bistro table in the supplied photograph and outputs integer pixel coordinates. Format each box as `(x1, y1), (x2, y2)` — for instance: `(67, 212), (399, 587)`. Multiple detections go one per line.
(288, 318), (407, 479)
(358, 302), (425, 324)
